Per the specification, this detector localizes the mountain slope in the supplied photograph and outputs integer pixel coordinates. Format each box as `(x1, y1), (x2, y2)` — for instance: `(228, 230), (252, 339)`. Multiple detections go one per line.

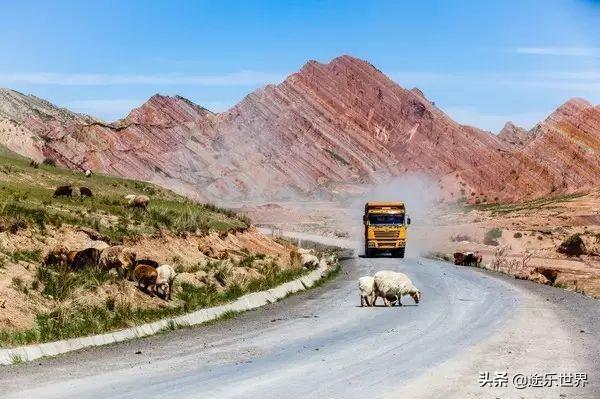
(0, 56), (598, 203)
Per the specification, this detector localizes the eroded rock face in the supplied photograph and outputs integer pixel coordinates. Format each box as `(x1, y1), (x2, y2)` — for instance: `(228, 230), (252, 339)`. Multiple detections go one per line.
(498, 122), (531, 148)
(0, 56), (598, 203)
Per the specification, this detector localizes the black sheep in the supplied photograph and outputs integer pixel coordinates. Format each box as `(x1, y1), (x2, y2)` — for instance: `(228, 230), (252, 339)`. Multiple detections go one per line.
(53, 185), (73, 198)
(70, 248), (101, 270)
(79, 186), (93, 198)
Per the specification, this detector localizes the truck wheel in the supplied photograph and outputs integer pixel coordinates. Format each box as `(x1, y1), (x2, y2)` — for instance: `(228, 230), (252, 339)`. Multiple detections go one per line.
(392, 248), (405, 258)
(365, 247), (374, 258)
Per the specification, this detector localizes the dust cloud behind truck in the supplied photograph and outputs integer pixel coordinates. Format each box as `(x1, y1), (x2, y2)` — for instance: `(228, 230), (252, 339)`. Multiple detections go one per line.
(363, 201), (410, 258)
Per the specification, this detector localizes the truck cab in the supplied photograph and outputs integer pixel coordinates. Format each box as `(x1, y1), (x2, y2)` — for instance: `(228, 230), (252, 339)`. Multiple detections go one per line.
(363, 201), (410, 258)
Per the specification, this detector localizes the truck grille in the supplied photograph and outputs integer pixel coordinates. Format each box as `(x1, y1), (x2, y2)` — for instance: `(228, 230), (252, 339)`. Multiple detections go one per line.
(374, 230), (400, 248)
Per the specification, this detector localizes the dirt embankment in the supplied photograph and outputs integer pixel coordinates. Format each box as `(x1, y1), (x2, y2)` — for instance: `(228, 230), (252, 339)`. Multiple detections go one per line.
(0, 225), (300, 332)
(427, 191), (600, 297)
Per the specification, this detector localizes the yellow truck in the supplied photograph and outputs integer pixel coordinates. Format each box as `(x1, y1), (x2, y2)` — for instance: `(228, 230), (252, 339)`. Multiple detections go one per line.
(363, 201), (410, 258)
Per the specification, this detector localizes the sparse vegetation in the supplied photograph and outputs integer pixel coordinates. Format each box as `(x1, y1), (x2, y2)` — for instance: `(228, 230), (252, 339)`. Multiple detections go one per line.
(0, 264), (311, 347)
(558, 234), (585, 256)
(465, 193), (586, 215)
(324, 148), (350, 166)
(484, 228), (502, 246)
(0, 151), (249, 244)
(513, 232), (523, 238)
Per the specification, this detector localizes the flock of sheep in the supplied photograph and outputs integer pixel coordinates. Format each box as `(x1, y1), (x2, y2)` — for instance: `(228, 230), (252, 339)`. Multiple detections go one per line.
(43, 244), (176, 300)
(52, 183), (151, 210)
(358, 271), (421, 307)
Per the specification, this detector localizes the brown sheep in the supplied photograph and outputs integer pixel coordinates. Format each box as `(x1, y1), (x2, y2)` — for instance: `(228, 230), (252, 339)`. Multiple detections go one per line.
(67, 250), (78, 265)
(134, 264), (158, 294)
(133, 259), (160, 269)
(53, 185), (73, 198)
(132, 195), (150, 210)
(43, 244), (69, 267)
(100, 246), (137, 280)
(453, 252), (466, 265)
(70, 248), (101, 270)
(79, 187), (93, 198)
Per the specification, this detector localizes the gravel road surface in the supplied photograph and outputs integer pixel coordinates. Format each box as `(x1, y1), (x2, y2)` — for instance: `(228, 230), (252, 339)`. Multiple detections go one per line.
(1, 256), (598, 398)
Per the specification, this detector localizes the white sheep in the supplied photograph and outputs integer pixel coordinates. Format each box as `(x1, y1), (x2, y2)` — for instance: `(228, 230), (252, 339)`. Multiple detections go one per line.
(373, 270), (421, 307)
(358, 276), (376, 307)
(156, 264), (176, 300)
(300, 253), (319, 269)
(124, 194), (150, 209)
(297, 248), (314, 255)
(124, 194), (137, 205)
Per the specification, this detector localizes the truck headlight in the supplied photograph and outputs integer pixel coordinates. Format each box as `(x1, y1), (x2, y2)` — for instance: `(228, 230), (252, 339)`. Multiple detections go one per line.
(367, 241), (377, 247)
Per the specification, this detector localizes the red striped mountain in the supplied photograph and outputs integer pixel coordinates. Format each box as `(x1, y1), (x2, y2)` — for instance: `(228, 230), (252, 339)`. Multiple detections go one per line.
(0, 55), (598, 202)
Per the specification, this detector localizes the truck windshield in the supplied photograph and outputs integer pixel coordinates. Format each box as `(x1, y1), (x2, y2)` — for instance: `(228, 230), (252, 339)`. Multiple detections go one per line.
(368, 214), (404, 225)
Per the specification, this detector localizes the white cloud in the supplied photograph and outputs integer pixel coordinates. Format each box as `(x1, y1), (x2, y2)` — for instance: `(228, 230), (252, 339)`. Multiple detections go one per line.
(0, 71), (287, 86)
(442, 106), (547, 133)
(516, 47), (600, 57)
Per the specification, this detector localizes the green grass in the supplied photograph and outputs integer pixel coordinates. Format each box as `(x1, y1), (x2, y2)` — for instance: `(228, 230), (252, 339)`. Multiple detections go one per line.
(0, 264), (312, 347)
(425, 251), (453, 262)
(10, 353), (23, 365)
(464, 193), (586, 215)
(324, 149), (350, 166)
(34, 264), (119, 300)
(7, 249), (42, 263)
(0, 151), (249, 243)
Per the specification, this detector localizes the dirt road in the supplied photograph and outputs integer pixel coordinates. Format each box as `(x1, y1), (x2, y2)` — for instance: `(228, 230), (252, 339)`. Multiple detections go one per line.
(1, 256), (598, 398)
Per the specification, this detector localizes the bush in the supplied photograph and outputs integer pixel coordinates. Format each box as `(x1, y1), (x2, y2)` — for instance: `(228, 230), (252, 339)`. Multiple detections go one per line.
(557, 234), (585, 256)
(484, 228), (502, 246)
(42, 158), (56, 167)
(513, 232), (523, 238)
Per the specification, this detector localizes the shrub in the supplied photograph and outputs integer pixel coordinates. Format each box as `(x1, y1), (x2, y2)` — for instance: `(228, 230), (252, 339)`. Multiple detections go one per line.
(557, 234), (585, 256)
(484, 228), (502, 246)
(513, 232), (523, 239)
(42, 158), (56, 167)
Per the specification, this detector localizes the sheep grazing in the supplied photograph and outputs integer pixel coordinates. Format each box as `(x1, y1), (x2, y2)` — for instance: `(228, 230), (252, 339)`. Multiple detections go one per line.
(53, 185), (73, 198)
(43, 244), (69, 267)
(124, 194), (137, 204)
(134, 258), (160, 269)
(453, 251), (482, 266)
(134, 264), (158, 294)
(125, 194), (150, 210)
(156, 264), (176, 300)
(70, 248), (102, 270)
(100, 246), (137, 280)
(79, 186), (93, 198)
(300, 253), (319, 269)
(358, 276), (376, 307)
(67, 250), (78, 265)
(373, 270), (421, 307)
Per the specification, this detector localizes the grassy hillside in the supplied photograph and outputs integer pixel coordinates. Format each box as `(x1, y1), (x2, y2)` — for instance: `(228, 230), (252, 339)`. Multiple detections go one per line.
(0, 149), (339, 350)
(0, 149), (249, 243)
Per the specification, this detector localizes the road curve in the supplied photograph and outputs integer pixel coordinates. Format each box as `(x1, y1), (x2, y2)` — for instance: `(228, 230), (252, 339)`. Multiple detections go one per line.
(1, 256), (598, 398)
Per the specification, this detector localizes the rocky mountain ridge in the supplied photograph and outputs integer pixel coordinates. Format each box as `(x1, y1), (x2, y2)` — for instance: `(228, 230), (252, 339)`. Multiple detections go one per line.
(0, 55), (598, 203)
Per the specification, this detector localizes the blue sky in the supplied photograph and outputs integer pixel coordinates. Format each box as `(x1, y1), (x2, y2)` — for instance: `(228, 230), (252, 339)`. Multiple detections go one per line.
(0, 0), (598, 132)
